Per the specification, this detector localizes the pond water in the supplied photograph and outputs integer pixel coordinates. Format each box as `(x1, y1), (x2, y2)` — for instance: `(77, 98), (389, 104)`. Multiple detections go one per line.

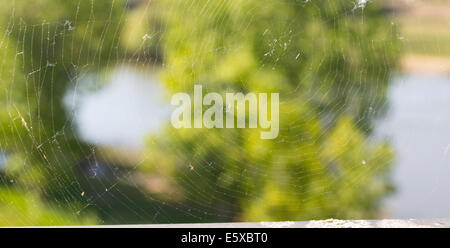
(376, 73), (450, 218)
(64, 68), (172, 149)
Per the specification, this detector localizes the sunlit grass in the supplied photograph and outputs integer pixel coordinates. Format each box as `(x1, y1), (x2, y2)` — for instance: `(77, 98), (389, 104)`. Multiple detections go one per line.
(396, 1), (450, 57)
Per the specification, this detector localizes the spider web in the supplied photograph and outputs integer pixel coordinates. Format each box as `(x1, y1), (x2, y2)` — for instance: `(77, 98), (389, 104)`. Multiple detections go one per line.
(0, 0), (399, 225)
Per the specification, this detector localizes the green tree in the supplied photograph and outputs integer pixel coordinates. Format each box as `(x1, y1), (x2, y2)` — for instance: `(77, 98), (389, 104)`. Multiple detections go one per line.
(0, 0), (129, 225)
(141, 0), (398, 221)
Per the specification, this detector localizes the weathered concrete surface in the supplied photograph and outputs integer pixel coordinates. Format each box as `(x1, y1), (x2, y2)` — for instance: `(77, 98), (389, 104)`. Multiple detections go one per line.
(48, 219), (450, 228)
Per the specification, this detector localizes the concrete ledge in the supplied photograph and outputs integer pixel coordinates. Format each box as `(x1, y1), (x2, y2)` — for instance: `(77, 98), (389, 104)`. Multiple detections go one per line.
(52, 219), (450, 228)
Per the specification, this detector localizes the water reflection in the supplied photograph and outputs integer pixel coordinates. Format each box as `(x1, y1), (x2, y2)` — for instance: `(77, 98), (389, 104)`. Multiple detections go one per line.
(64, 68), (172, 149)
(377, 74), (450, 218)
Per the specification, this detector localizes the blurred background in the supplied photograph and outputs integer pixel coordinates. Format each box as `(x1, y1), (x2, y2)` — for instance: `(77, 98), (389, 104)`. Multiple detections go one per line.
(0, 0), (448, 226)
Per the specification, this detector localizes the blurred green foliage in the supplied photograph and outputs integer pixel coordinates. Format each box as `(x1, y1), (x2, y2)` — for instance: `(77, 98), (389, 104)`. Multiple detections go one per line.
(144, 0), (398, 221)
(0, 187), (97, 226)
(0, 0), (398, 225)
